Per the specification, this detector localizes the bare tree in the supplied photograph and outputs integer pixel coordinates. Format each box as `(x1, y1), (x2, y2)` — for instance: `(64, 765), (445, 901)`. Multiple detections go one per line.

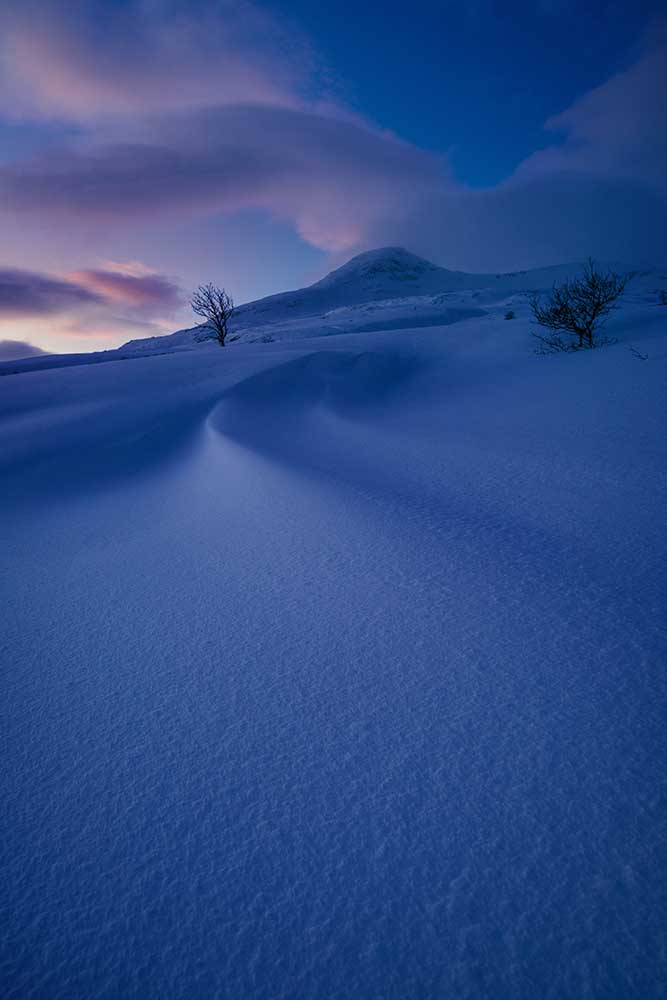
(529, 259), (633, 353)
(191, 283), (234, 347)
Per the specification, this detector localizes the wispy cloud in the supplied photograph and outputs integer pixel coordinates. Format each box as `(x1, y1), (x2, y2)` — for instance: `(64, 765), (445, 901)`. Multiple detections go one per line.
(0, 262), (181, 316)
(0, 261), (183, 353)
(0, 106), (447, 252)
(519, 22), (667, 195)
(69, 263), (182, 309)
(0, 267), (102, 316)
(0, 0), (313, 120)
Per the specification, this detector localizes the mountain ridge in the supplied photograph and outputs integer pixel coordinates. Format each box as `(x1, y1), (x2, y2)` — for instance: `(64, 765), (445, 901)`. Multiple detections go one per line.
(122, 246), (645, 354)
(3, 248), (661, 375)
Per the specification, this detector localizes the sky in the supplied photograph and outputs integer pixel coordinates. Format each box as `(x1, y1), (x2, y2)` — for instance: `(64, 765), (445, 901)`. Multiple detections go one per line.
(0, 0), (666, 353)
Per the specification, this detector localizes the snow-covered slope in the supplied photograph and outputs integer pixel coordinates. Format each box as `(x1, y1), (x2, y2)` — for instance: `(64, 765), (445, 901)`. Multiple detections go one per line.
(2, 286), (666, 998)
(3, 249), (664, 375)
(117, 247), (667, 356)
(119, 246), (499, 354)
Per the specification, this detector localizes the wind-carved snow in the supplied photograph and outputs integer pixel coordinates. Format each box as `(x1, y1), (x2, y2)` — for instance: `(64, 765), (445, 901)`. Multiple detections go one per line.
(1, 256), (667, 999)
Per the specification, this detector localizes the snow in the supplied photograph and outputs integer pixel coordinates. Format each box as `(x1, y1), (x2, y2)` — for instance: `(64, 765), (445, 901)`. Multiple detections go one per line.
(3, 249), (664, 372)
(2, 254), (667, 998)
(5, 246), (653, 365)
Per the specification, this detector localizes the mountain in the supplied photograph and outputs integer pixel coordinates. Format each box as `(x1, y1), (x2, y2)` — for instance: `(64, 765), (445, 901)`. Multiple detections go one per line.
(3, 249), (663, 376)
(121, 247), (623, 354)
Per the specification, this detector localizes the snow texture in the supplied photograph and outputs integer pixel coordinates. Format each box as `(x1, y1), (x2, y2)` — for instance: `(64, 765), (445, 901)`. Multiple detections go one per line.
(2, 249), (667, 999)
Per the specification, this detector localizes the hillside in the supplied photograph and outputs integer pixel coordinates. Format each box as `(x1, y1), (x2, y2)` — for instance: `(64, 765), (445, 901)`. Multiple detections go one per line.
(120, 247), (661, 353)
(3, 249), (665, 377)
(3, 284), (666, 998)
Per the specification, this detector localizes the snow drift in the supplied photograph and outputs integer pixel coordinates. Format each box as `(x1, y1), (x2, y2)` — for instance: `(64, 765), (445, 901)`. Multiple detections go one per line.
(2, 256), (666, 1000)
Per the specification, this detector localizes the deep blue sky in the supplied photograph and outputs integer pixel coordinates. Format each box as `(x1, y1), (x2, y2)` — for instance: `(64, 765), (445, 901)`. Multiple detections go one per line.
(0, 0), (665, 351)
(273, 0), (660, 183)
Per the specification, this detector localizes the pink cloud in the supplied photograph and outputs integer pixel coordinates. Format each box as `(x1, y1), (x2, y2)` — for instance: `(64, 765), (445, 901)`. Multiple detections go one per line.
(0, 262), (186, 356)
(0, 0), (313, 120)
(0, 266), (101, 316)
(69, 264), (182, 309)
(0, 106), (449, 253)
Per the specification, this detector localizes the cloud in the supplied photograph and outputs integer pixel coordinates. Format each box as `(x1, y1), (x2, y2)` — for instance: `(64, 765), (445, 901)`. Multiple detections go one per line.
(369, 171), (667, 272)
(0, 0), (443, 253)
(0, 0), (312, 120)
(0, 262), (183, 355)
(0, 267), (102, 316)
(518, 23), (667, 196)
(69, 263), (182, 309)
(364, 22), (667, 268)
(2, 58), (665, 267)
(0, 105), (449, 252)
(60, 314), (174, 341)
(0, 262), (181, 317)
(0, 338), (47, 360)
(0, 0), (665, 286)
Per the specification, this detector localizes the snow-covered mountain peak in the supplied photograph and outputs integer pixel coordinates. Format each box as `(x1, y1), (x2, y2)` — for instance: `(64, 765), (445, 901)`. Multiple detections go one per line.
(110, 247), (665, 359)
(314, 247), (440, 290)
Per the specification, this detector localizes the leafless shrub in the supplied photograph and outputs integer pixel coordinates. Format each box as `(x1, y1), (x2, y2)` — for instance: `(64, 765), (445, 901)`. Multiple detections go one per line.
(529, 259), (633, 354)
